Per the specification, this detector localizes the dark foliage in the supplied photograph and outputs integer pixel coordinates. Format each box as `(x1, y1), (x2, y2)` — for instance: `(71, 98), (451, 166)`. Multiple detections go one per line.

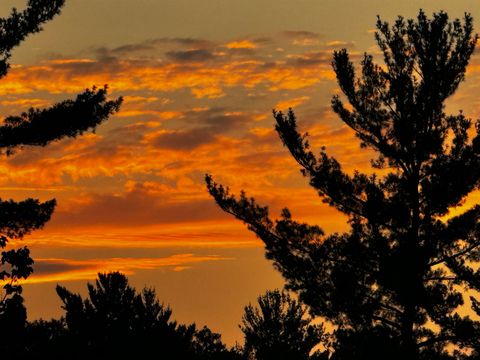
(207, 10), (480, 359)
(193, 326), (244, 360)
(0, 0), (65, 78)
(2, 272), (241, 359)
(9, 272), (239, 360)
(0, 0), (121, 354)
(0, 198), (55, 292)
(0, 294), (27, 356)
(56, 271), (190, 358)
(0, 86), (122, 153)
(22, 318), (69, 359)
(240, 289), (327, 360)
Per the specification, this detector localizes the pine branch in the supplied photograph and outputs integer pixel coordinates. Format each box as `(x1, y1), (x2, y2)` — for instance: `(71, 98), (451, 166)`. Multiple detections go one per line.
(429, 241), (480, 267)
(0, 86), (122, 153)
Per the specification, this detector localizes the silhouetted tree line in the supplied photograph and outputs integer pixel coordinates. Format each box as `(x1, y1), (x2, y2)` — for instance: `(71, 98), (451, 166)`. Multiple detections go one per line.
(1, 271), (326, 360)
(2, 272), (243, 359)
(2, 0), (480, 359)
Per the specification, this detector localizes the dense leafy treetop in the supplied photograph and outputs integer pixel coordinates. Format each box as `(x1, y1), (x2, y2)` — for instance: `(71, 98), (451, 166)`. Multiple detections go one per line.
(241, 289), (327, 360)
(55, 272), (237, 360)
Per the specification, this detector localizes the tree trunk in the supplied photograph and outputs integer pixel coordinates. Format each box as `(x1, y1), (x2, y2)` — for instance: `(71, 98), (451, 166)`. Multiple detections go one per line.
(401, 305), (418, 360)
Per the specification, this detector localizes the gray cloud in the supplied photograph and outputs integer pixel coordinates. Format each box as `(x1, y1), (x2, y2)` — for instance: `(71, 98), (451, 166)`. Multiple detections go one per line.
(111, 43), (156, 54)
(33, 259), (82, 276)
(280, 30), (322, 39)
(151, 128), (216, 151)
(95, 37), (216, 59)
(149, 37), (215, 49)
(287, 51), (331, 67)
(166, 49), (216, 62)
(148, 107), (251, 151)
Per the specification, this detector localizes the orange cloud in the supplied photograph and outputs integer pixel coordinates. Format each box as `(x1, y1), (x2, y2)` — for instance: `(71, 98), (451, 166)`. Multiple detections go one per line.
(116, 109), (184, 119)
(23, 254), (231, 284)
(0, 46), (333, 100)
(275, 96), (310, 110)
(0, 104), (372, 241)
(293, 38), (319, 46)
(281, 31), (322, 46)
(23, 221), (258, 250)
(123, 95), (169, 104)
(0, 97), (50, 108)
(226, 40), (258, 49)
(2, 32), (477, 255)
(325, 40), (355, 48)
(46, 59), (97, 65)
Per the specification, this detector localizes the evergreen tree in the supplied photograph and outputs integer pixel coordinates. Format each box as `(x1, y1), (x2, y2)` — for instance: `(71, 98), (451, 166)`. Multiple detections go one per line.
(207, 10), (480, 359)
(0, 0), (122, 347)
(240, 289), (326, 360)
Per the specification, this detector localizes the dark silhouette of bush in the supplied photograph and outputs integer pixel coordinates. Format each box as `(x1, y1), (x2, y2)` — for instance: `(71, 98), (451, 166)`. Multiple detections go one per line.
(207, 10), (480, 359)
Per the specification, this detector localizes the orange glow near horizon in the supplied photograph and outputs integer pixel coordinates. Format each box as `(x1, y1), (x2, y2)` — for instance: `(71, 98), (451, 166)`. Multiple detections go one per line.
(20, 254), (232, 285)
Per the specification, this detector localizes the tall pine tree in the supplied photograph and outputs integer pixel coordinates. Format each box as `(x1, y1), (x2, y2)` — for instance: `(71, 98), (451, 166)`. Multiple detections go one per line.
(0, 0), (122, 338)
(207, 10), (480, 359)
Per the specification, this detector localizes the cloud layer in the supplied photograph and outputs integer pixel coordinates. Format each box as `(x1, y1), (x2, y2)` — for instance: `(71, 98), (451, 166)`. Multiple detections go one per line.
(1, 30), (479, 284)
(26, 254), (231, 284)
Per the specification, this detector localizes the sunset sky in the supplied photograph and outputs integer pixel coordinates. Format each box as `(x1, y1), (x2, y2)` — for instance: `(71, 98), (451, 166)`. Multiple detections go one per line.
(3, 0), (480, 344)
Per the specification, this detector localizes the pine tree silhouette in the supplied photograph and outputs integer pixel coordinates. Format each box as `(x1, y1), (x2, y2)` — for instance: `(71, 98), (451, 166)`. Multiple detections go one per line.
(207, 10), (480, 359)
(0, 1), (122, 352)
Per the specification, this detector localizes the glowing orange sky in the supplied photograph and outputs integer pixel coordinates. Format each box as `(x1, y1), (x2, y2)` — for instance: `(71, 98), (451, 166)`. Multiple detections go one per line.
(2, 0), (480, 345)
